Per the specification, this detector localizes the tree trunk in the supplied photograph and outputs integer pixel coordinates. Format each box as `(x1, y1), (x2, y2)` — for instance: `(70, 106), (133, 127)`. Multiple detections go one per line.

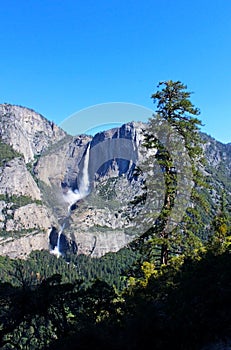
(160, 235), (168, 265)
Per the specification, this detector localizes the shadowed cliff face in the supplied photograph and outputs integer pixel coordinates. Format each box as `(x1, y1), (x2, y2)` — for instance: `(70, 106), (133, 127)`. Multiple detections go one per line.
(77, 122), (143, 190)
(0, 104), (230, 259)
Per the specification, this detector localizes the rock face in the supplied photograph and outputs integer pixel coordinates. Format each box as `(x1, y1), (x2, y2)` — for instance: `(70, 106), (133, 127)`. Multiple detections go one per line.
(35, 134), (91, 187)
(0, 103), (230, 259)
(202, 133), (231, 174)
(5, 203), (53, 232)
(0, 158), (41, 200)
(0, 104), (66, 163)
(0, 232), (49, 259)
(0, 104), (63, 258)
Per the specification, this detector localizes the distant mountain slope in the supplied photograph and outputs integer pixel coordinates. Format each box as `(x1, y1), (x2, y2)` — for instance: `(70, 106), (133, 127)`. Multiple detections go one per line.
(202, 133), (231, 194)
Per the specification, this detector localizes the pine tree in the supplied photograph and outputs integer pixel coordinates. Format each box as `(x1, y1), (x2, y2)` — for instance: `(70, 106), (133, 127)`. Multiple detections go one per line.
(134, 80), (207, 266)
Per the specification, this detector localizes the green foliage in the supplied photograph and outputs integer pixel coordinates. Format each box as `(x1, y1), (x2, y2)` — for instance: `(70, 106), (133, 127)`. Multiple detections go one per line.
(0, 193), (42, 208)
(0, 248), (137, 349)
(0, 139), (21, 166)
(207, 191), (231, 254)
(0, 247), (139, 291)
(2, 246), (231, 349)
(97, 177), (117, 200)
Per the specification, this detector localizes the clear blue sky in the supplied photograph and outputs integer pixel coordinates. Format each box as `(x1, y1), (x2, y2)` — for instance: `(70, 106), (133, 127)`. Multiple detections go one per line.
(0, 0), (230, 143)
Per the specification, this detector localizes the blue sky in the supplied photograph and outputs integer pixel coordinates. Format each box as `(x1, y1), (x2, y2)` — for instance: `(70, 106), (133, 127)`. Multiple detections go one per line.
(0, 0), (230, 143)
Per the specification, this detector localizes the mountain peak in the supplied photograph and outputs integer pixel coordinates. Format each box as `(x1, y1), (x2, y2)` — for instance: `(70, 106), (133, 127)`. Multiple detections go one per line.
(0, 104), (66, 163)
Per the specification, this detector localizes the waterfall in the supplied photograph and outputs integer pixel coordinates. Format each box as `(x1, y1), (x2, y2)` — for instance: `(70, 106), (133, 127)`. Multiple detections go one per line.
(50, 222), (65, 257)
(57, 222), (65, 251)
(79, 142), (90, 195)
(51, 142), (91, 257)
(64, 142), (91, 213)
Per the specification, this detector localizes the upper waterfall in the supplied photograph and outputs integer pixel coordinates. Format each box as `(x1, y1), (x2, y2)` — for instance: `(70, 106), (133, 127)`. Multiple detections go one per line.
(62, 141), (91, 213)
(79, 142), (90, 197)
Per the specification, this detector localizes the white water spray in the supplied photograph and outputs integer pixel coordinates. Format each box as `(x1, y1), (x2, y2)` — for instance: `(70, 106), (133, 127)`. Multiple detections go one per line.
(79, 142), (90, 197)
(65, 142), (91, 211)
(50, 222), (65, 258)
(51, 143), (91, 257)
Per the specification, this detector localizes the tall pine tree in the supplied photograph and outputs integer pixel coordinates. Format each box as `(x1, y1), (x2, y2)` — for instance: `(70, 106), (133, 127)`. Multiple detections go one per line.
(132, 80), (208, 266)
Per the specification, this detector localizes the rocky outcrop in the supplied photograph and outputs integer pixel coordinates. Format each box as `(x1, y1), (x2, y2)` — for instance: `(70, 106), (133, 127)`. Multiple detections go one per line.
(0, 231), (50, 259)
(73, 230), (135, 257)
(0, 197), (56, 258)
(0, 104), (66, 163)
(0, 158), (41, 200)
(5, 203), (54, 232)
